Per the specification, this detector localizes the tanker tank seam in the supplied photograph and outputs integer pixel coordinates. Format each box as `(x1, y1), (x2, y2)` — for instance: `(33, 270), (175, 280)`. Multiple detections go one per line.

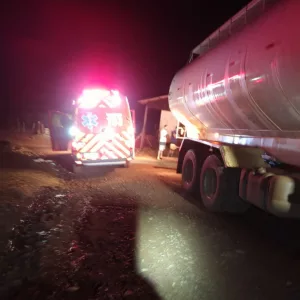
(192, 72), (221, 130)
(183, 79), (198, 127)
(224, 53), (253, 129)
(206, 70), (233, 129)
(240, 48), (276, 130)
(244, 58), (281, 131)
(203, 70), (231, 129)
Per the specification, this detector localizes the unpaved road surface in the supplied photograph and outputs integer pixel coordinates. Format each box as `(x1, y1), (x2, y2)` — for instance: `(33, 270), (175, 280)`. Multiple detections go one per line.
(1, 135), (300, 299)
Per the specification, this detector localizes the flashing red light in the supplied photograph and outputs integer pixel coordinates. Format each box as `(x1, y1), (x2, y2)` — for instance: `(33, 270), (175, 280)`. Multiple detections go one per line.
(83, 89), (110, 98)
(77, 88), (121, 108)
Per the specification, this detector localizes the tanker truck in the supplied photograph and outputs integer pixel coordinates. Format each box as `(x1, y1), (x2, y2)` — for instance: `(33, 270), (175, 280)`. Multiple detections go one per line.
(168, 0), (300, 218)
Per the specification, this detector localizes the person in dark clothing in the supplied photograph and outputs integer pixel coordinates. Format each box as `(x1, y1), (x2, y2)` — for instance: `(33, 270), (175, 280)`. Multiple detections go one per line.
(170, 128), (176, 144)
(168, 127), (178, 157)
(51, 113), (71, 151)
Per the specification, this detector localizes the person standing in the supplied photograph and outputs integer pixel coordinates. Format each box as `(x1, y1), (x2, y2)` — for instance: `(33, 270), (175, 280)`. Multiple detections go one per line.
(157, 125), (168, 160)
(168, 127), (178, 157)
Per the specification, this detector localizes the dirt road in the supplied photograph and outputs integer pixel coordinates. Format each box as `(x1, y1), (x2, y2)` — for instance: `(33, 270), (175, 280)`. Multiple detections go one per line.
(1, 134), (300, 299)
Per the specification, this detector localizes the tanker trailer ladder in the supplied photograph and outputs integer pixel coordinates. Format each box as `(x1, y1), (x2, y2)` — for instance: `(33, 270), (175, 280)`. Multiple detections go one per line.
(177, 139), (300, 218)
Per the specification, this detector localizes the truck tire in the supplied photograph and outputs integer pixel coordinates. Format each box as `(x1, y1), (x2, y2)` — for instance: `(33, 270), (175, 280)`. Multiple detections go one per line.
(200, 155), (250, 213)
(182, 150), (199, 193)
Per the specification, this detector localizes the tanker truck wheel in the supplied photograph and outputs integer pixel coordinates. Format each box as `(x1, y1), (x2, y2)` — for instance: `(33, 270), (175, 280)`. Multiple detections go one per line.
(181, 150), (199, 194)
(200, 155), (250, 214)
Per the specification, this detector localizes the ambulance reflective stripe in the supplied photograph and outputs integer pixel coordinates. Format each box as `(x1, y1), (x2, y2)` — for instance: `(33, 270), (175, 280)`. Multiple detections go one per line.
(75, 133), (94, 152)
(104, 149), (118, 159)
(104, 142), (126, 158)
(122, 130), (131, 141)
(113, 134), (131, 156)
(86, 97), (113, 109)
(75, 132), (85, 142)
(74, 133), (130, 159)
(82, 133), (94, 144)
(86, 134), (105, 153)
(121, 131), (133, 148)
(102, 144), (119, 159)
(123, 139), (133, 148)
(72, 131), (86, 150)
(89, 137), (108, 153)
(102, 98), (114, 108)
(80, 134), (103, 153)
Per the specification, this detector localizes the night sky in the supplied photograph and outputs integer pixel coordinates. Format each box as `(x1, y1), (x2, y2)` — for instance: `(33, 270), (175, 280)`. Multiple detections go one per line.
(1, 0), (250, 116)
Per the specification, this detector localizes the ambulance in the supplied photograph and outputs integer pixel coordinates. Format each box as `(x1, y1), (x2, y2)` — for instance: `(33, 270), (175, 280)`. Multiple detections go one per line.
(49, 88), (135, 169)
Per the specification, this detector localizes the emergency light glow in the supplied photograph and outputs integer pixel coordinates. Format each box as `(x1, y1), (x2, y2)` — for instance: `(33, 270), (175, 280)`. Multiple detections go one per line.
(77, 96), (98, 109)
(83, 89), (110, 99)
(110, 90), (121, 107)
(69, 126), (80, 136)
(77, 89), (121, 108)
(78, 89), (110, 108)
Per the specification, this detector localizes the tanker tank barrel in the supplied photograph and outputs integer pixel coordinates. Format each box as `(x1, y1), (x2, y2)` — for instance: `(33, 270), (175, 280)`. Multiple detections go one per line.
(169, 0), (300, 168)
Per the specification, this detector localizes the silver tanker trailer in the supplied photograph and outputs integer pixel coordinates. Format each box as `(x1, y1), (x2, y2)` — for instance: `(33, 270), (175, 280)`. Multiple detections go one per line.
(169, 0), (300, 218)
